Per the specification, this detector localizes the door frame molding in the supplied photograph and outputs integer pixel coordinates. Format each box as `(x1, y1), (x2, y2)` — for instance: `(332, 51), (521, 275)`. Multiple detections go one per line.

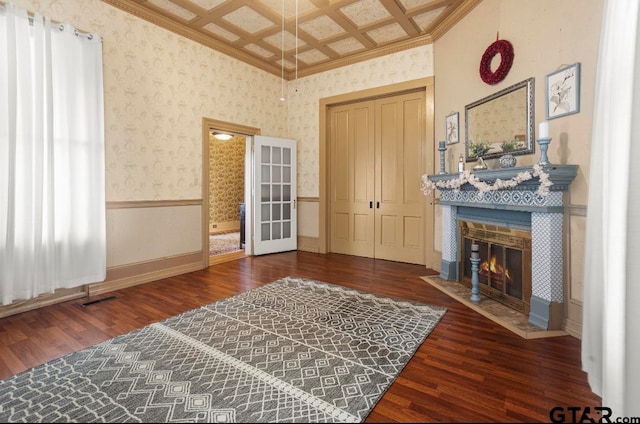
(319, 77), (435, 264)
(201, 118), (261, 268)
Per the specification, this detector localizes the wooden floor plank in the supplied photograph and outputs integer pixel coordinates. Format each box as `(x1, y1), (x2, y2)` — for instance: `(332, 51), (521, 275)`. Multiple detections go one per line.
(0, 251), (600, 422)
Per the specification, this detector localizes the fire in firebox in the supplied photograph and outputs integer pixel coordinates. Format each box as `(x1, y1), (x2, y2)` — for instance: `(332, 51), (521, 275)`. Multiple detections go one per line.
(459, 221), (532, 315)
(479, 256), (512, 290)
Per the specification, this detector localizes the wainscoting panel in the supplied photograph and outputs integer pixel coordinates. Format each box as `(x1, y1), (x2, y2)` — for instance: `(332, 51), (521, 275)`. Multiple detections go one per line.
(297, 197), (319, 238)
(564, 212), (587, 339)
(0, 202), (205, 319)
(106, 203), (202, 267)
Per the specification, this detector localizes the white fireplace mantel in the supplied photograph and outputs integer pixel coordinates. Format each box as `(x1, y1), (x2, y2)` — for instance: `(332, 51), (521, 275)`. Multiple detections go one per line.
(428, 165), (578, 330)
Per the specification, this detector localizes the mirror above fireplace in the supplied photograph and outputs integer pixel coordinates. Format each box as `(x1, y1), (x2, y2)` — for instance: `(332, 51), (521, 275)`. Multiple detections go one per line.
(465, 77), (535, 162)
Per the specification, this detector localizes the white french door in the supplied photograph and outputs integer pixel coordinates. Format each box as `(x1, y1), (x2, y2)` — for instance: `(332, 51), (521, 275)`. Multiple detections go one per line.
(253, 136), (297, 255)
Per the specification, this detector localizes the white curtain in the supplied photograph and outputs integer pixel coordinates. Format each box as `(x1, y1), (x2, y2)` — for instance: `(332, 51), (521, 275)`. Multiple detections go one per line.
(0, 4), (106, 305)
(582, 0), (640, 416)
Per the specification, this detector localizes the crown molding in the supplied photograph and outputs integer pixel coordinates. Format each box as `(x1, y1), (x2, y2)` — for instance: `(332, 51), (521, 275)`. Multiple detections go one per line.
(288, 33), (434, 80)
(101, 0), (481, 81)
(430, 0), (483, 41)
(101, 0), (282, 77)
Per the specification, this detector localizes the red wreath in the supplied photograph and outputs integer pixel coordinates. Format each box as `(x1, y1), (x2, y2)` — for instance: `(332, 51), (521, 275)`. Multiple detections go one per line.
(479, 39), (514, 85)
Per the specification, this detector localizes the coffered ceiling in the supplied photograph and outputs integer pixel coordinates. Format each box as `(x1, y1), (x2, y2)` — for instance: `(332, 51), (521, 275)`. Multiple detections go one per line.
(103, 0), (480, 79)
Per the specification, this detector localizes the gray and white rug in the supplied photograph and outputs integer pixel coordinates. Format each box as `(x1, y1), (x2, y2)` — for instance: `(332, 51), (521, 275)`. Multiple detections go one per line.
(0, 276), (446, 423)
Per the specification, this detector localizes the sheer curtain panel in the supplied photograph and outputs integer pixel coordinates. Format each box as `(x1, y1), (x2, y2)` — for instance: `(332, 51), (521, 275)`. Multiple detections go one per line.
(0, 4), (106, 305)
(582, 0), (640, 415)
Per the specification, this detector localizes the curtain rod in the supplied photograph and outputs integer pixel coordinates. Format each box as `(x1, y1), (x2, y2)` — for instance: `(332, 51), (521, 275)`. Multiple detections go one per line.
(0, 1), (98, 40)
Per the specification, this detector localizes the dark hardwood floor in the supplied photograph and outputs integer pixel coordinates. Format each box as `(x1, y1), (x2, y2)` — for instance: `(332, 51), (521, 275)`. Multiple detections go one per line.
(0, 251), (600, 422)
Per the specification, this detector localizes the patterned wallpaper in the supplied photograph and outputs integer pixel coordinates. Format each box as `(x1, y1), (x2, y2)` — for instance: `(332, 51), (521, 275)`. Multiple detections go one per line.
(13, 0), (287, 201)
(14, 0), (432, 202)
(286, 45), (434, 197)
(209, 135), (245, 227)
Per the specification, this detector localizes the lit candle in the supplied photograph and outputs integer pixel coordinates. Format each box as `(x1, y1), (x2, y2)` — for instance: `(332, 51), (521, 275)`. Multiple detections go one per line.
(439, 141), (446, 149)
(539, 121), (549, 138)
(471, 244), (479, 259)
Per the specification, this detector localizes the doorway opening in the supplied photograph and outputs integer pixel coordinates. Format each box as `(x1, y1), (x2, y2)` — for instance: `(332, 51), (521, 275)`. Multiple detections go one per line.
(202, 118), (261, 266)
(208, 132), (245, 261)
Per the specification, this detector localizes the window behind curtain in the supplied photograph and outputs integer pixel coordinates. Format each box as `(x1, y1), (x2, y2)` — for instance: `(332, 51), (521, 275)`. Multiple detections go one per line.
(0, 4), (106, 305)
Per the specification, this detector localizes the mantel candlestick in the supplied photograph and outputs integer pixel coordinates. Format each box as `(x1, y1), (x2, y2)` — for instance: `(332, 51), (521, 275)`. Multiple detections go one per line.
(438, 141), (447, 174)
(537, 137), (552, 166)
(470, 244), (481, 303)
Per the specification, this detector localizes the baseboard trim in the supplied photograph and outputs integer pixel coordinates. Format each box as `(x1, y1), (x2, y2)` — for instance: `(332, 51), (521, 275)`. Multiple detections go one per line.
(0, 287), (88, 320)
(0, 253), (204, 319)
(298, 236), (319, 253)
(210, 221), (240, 234)
(563, 317), (583, 339)
(90, 252), (204, 296)
(209, 250), (246, 266)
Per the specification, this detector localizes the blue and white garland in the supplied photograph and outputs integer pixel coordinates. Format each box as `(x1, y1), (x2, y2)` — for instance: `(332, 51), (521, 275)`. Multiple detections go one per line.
(421, 164), (553, 197)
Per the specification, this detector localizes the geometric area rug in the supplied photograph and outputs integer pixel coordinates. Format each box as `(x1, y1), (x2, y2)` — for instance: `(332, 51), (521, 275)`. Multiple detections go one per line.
(0, 276), (446, 423)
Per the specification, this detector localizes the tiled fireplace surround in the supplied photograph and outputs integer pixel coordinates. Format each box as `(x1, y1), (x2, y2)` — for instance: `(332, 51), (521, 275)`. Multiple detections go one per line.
(429, 165), (577, 330)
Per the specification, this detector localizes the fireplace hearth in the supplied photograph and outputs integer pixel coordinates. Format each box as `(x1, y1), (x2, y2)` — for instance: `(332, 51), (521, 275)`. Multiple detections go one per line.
(427, 165), (577, 330)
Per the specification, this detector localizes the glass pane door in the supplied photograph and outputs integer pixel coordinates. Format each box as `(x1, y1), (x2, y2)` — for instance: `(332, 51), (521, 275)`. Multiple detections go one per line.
(253, 136), (297, 255)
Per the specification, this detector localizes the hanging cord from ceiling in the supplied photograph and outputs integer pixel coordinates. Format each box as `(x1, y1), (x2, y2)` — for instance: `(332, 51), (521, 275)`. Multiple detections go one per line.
(295, 0), (298, 83)
(280, 0), (285, 101)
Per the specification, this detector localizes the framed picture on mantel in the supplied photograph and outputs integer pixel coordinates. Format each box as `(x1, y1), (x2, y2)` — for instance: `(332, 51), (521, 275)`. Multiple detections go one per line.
(546, 62), (581, 120)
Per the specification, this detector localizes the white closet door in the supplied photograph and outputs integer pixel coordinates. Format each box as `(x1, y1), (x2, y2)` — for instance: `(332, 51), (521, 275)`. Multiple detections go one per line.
(253, 136), (297, 255)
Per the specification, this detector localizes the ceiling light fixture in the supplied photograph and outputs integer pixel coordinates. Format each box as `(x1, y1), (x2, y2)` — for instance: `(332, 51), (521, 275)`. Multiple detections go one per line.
(213, 132), (233, 141)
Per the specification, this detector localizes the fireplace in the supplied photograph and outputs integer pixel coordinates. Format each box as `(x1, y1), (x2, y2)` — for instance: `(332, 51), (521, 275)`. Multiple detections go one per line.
(459, 221), (532, 314)
(426, 165), (578, 330)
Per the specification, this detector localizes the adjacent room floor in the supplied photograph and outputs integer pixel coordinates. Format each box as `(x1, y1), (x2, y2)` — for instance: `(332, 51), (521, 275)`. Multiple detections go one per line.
(209, 231), (242, 257)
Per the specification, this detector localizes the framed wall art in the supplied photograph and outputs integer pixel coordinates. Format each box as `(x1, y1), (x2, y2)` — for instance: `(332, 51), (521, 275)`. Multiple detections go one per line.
(546, 62), (581, 120)
(445, 111), (459, 144)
